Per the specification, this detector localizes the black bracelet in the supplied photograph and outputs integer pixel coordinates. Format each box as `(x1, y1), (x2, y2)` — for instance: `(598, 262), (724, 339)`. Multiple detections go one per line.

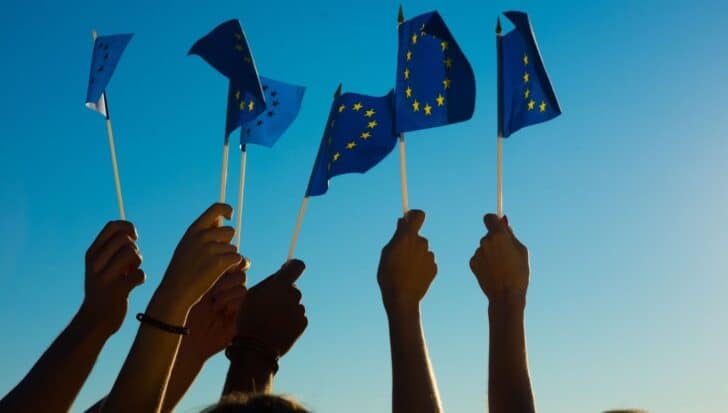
(225, 338), (280, 374)
(136, 313), (190, 335)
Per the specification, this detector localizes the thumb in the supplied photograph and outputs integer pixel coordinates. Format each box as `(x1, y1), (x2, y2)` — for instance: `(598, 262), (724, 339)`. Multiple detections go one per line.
(276, 259), (306, 284)
(119, 269), (146, 295)
(401, 209), (426, 234)
(484, 213), (505, 234)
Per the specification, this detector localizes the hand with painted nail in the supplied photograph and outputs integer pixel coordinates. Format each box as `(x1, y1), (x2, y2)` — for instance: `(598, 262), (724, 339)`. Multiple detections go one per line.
(82, 220), (145, 336)
(469, 214), (529, 301)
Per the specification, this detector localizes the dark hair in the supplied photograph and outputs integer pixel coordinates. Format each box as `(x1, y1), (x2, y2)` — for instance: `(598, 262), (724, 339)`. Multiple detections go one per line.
(202, 393), (310, 413)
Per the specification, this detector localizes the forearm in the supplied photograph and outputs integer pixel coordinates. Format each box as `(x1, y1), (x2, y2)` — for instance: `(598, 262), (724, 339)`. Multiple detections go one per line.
(387, 303), (442, 413)
(0, 307), (110, 413)
(101, 292), (189, 413)
(160, 342), (206, 412)
(222, 349), (276, 396)
(488, 294), (535, 413)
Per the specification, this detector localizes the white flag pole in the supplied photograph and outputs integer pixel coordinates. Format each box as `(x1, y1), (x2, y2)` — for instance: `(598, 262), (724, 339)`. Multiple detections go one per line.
(398, 134), (409, 213)
(235, 145), (247, 250)
(495, 18), (504, 218)
(92, 29), (126, 220)
(287, 196), (309, 260)
(496, 134), (503, 218)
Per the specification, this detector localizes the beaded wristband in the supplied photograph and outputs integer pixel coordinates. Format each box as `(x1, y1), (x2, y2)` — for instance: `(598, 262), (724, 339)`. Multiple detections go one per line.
(136, 313), (190, 335)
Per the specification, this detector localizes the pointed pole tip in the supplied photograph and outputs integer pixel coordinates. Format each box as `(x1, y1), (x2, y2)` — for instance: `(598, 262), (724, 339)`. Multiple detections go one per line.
(398, 5), (404, 25)
(334, 83), (342, 98)
(496, 16), (502, 35)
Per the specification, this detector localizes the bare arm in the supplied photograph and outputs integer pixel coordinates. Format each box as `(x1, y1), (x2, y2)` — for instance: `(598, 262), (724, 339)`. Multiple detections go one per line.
(0, 221), (143, 413)
(470, 214), (535, 413)
(378, 210), (442, 413)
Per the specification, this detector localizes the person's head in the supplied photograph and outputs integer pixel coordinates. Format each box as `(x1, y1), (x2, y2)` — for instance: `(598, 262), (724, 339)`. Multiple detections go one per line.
(202, 393), (310, 413)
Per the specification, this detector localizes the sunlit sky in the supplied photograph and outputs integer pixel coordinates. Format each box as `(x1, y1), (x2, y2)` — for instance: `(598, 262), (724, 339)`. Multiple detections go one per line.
(1, 1), (727, 412)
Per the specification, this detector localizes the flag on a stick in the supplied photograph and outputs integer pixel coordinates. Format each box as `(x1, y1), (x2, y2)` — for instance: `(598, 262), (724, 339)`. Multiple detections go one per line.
(85, 33), (133, 117)
(237, 77), (305, 147)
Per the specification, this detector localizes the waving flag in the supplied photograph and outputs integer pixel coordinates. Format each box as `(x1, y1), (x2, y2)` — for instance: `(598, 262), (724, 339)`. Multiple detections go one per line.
(394, 11), (475, 133)
(499, 11), (561, 137)
(306, 90), (398, 197)
(85, 33), (132, 117)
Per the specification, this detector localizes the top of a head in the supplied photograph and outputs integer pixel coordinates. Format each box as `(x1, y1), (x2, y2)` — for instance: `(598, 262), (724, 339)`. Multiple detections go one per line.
(202, 393), (310, 413)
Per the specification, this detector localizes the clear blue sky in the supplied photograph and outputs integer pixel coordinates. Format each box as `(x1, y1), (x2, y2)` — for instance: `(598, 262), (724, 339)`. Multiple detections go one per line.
(1, 0), (727, 412)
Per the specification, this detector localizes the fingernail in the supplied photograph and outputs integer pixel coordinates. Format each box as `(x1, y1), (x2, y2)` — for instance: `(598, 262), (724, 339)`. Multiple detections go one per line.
(501, 215), (509, 226)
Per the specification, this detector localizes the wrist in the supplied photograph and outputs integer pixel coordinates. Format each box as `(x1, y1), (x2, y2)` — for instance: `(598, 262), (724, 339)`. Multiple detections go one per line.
(488, 292), (526, 318)
(74, 303), (116, 340)
(382, 292), (421, 317)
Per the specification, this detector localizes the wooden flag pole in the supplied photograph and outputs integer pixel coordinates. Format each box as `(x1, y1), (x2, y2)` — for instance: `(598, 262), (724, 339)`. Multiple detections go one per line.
(92, 30), (126, 220)
(496, 134), (503, 217)
(235, 145), (247, 250)
(219, 142), (230, 202)
(287, 196), (309, 260)
(398, 134), (409, 213)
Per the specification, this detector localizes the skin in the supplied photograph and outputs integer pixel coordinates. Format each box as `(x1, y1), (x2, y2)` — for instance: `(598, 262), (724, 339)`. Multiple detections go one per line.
(469, 214), (535, 413)
(377, 209), (442, 413)
(100, 203), (242, 413)
(222, 259), (308, 395)
(0, 221), (144, 413)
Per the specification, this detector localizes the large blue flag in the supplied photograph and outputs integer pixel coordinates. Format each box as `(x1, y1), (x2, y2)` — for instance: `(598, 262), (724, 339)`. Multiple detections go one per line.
(499, 11), (561, 138)
(85, 33), (133, 118)
(190, 20), (266, 131)
(306, 90), (398, 197)
(237, 77), (305, 147)
(394, 11), (475, 133)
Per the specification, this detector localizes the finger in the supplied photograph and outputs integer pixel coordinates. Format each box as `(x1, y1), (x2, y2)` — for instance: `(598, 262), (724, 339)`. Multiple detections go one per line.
(212, 269), (246, 293)
(117, 268), (146, 294)
(86, 221), (136, 262)
(205, 242), (238, 256)
(199, 226), (235, 243)
(277, 259), (306, 284)
(100, 246), (143, 284)
(212, 285), (247, 313)
(91, 233), (137, 273)
(289, 286), (303, 303)
(484, 214), (504, 234)
(207, 253), (243, 279)
(189, 203), (233, 233)
(402, 209), (426, 234)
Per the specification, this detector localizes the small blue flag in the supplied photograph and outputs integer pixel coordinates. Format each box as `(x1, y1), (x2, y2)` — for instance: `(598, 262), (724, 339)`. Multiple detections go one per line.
(306, 90), (398, 197)
(237, 77), (305, 148)
(190, 20), (266, 131)
(499, 11), (561, 138)
(395, 11), (475, 133)
(85, 33), (133, 117)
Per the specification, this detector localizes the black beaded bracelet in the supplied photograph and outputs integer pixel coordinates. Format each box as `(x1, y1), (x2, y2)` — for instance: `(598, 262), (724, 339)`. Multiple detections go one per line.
(136, 313), (190, 335)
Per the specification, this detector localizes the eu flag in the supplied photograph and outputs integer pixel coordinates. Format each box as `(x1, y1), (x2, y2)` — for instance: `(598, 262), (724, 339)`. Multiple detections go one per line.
(306, 90), (398, 197)
(499, 11), (561, 138)
(395, 11), (475, 133)
(85, 33), (133, 117)
(238, 77), (305, 148)
(190, 20), (266, 128)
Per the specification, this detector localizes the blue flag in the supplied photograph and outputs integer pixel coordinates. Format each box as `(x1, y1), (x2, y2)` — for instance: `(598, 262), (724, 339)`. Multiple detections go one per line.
(394, 11), (475, 133)
(237, 77), (305, 148)
(499, 11), (561, 138)
(190, 20), (266, 131)
(306, 90), (398, 197)
(85, 33), (133, 117)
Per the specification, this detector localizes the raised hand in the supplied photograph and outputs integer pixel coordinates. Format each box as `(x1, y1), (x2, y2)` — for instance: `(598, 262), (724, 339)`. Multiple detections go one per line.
(377, 209), (437, 311)
(82, 220), (144, 336)
(236, 259), (308, 358)
(469, 214), (529, 300)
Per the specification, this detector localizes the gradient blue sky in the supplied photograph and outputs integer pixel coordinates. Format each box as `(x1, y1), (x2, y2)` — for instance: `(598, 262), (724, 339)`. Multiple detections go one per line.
(1, 1), (727, 412)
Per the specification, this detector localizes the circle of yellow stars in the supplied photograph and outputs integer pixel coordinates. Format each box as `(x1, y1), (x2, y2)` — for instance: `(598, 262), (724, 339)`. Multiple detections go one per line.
(234, 89), (256, 113)
(522, 53), (547, 113)
(401, 23), (450, 118)
(327, 100), (379, 170)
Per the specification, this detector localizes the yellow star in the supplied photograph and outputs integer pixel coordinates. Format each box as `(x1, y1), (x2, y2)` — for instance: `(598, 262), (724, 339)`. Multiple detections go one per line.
(360, 131), (371, 139)
(368, 120), (378, 129)
(441, 41), (448, 51)
(333, 152), (341, 161)
(523, 72), (529, 83)
(406, 50), (412, 61)
(365, 109), (375, 118)
(411, 33), (418, 44)
(424, 104), (432, 116)
(346, 141), (357, 150)
(523, 54), (529, 65)
(248, 101), (255, 112)
(235, 90), (241, 100)
(436, 94), (445, 107)
(412, 99), (420, 112)
(338, 104), (346, 113)
(234, 44), (243, 52)
(404, 68), (410, 80)
(528, 100), (535, 110)
(405, 86), (412, 98)
(239, 101), (245, 110)
(244, 56), (251, 63)
(444, 57), (453, 69)
(234, 33), (243, 40)
(524, 88), (530, 99)
(443, 78), (451, 89)
(539, 101), (547, 112)
(353, 102), (363, 111)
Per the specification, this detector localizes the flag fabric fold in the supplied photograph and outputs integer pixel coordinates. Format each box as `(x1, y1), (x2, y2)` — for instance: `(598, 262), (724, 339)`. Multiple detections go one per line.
(306, 91), (398, 197)
(85, 33), (133, 117)
(499, 11), (561, 138)
(394, 11), (475, 133)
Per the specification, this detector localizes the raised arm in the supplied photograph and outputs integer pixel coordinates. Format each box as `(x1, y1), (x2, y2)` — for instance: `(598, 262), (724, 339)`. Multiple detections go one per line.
(377, 209), (442, 413)
(0, 221), (144, 413)
(101, 203), (242, 413)
(222, 259), (308, 396)
(469, 214), (534, 413)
